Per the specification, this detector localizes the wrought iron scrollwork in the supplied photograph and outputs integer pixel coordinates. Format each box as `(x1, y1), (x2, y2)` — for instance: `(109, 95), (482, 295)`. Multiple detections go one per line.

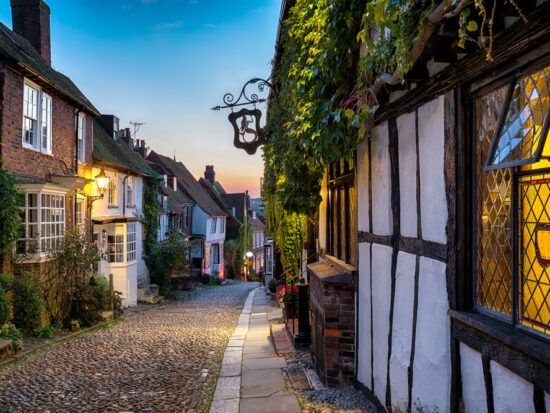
(211, 78), (273, 111)
(211, 77), (274, 154)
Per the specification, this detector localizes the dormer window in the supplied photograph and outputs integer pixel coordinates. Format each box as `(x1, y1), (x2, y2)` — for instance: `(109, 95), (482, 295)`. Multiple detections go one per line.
(23, 81), (52, 154)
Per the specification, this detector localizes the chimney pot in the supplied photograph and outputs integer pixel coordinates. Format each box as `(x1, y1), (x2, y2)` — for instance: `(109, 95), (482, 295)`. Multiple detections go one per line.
(204, 165), (215, 185)
(11, 0), (51, 65)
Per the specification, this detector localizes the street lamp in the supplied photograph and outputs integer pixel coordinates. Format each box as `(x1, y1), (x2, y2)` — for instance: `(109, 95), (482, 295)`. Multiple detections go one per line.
(245, 251), (253, 281)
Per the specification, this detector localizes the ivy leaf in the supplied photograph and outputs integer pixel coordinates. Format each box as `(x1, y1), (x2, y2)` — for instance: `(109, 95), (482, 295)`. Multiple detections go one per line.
(467, 20), (478, 32)
(344, 108), (355, 119)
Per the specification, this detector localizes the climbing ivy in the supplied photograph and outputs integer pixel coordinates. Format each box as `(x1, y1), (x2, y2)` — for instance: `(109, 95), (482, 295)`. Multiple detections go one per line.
(0, 162), (24, 257)
(141, 176), (161, 264)
(264, 0), (516, 216)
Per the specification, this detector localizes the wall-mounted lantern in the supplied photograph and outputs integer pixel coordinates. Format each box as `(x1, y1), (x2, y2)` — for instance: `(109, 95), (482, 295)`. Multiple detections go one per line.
(212, 77), (274, 155)
(87, 165), (110, 208)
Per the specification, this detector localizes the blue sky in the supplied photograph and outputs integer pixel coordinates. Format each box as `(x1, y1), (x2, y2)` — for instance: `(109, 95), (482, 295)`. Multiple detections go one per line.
(0, 0), (281, 197)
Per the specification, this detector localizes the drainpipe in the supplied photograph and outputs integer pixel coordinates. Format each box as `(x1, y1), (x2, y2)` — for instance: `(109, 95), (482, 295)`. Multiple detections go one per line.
(122, 174), (129, 217)
(74, 107), (82, 230)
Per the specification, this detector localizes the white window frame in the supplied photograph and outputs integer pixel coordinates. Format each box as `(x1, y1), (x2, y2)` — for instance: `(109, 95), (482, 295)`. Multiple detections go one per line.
(17, 191), (65, 256)
(77, 113), (86, 163)
(211, 217), (217, 233)
(219, 217), (225, 233)
(127, 223), (136, 262)
(23, 81), (54, 153)
(108, 225), (124, 263)
(75, 197), (85, 234)
(126, 176), (134, 207)
(41, 93), (52, 154)
(108, 172), (118, 207)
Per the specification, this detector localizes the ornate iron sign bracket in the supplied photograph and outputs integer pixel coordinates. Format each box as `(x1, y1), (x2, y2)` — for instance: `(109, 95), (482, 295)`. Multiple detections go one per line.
(211, 77), (274, 155)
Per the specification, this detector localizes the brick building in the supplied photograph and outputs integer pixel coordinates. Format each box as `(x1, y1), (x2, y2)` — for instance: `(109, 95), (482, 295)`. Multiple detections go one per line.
(0, 0), (98, 273)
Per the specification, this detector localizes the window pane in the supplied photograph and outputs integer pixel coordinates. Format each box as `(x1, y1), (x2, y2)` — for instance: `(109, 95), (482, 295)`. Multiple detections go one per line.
(489, 66), (550, 168)
(475, 85), (513, 316)
(519, 174), (550, 335)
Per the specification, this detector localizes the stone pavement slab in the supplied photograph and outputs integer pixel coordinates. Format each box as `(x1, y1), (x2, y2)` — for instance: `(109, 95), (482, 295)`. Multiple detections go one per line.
(210, 287), (300, 413)
(240, 394), (301, 413)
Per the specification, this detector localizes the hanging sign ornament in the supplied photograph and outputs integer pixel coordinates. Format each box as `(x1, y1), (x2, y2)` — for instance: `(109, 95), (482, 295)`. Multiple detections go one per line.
(211, 77), (274, 155)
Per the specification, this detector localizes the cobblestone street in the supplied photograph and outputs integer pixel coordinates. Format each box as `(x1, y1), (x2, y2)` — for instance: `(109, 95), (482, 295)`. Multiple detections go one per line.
(0, 281), (257, 412)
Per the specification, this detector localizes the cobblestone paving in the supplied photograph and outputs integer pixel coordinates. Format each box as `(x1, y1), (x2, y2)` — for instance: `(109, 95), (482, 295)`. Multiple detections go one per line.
(0, 281), (257, 413)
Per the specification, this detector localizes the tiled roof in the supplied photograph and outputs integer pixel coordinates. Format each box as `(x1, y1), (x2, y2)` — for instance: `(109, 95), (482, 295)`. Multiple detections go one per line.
(199, 177), (241, 226)
(92, 120), (157, 177)
(0, 23), (98, 114)
(222, 192), (249, 222)
(146, 151), (227, 217)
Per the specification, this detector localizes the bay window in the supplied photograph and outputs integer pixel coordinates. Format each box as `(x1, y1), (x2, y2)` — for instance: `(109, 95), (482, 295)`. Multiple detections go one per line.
(108, 227), (124, 263)
(23, 81), (52, 154)
(474, 60), (550, 336)
(17, 192), (65, 255)
(127, 223), (136, 262)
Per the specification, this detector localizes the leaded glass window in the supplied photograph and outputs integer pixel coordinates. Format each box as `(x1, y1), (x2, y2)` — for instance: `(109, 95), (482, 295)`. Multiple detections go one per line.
(475, 61), (550, 336)
(487, 66), (550, 169)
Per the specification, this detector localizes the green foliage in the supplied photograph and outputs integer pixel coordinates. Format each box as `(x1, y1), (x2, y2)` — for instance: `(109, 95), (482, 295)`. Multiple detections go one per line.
(35, 325), (53, 338)
(0, 162), (24, 255)
(70, 276), (111, 327)
(42, 230), (105, 324)
(147, 232), (190, 288)
(141, 176), (161, 260)
(268, 278), (282, 293)
(11, 272), (45, 333)
(0, 285), (8, 326)
(0, 323), (22, 347)
(264, 0), (364, 215)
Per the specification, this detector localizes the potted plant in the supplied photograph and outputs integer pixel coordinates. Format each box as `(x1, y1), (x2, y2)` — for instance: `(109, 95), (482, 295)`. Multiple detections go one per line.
(278, 284), (299, 319)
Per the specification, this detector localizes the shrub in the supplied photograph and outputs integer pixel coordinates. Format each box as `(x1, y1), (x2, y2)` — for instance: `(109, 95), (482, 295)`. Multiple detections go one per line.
(70, 277), (110, 327)
(35, 325), (53, 338)
(146, 232), (190, 289)
(225, 265), (236, 280)
(11, 272), (44, 333)
(210, 275), (223, 285)
(87, 274), (110, 310)
(0, 285), (8, 326)
(0, 323), (22, 348)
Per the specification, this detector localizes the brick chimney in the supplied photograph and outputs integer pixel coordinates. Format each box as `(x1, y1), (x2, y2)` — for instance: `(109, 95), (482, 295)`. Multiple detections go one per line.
(134, 139), (148, 158)
(11, 0), (51, 65)
(204, 165), (215, 185)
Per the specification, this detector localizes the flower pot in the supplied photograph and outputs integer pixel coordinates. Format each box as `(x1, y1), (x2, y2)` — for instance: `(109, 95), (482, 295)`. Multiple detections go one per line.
(283, 301), (297, 319)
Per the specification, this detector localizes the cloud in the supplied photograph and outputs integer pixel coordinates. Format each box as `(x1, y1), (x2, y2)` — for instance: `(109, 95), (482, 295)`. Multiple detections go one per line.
(154, 20), (184, 29)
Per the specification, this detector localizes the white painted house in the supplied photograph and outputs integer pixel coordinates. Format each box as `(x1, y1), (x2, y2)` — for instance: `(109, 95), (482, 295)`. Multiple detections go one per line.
(92, 118), (156, 307)
(146, 151), (228, 276)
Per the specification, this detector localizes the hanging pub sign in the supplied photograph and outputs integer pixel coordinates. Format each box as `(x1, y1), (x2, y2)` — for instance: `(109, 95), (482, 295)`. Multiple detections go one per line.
(211, 77), (274, 155)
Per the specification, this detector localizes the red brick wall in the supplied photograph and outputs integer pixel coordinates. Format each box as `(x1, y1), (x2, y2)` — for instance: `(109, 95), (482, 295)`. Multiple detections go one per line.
(10, 0), (51, 65)
(1, 66), (93, 182)
(309, 270), (356, 386)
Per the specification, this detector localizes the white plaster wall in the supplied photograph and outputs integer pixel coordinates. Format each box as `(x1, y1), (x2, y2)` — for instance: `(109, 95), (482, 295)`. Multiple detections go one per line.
(192, 206), (208, 236)
(397, 112), (417, 238)
(459, 343), (487, 413)
(371, 122), (392, 236)
(491, 361), (535, 413)
(357, 139), (370, 232)
(372, 243), (393, 402)
(389, 251), (416, 410)
(412, 257), (451, 412)
(357, 242), (372, 388)
(418, 96), (447, 244)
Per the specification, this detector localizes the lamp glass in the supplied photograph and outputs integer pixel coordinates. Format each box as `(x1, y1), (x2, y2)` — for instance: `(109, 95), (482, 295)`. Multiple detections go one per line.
(95, 167), (109, 193)
(246, 251), (253, 258)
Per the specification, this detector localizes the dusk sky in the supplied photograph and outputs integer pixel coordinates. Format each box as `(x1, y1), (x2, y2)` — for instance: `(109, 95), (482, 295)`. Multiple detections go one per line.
(0, 0), (281, 197)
